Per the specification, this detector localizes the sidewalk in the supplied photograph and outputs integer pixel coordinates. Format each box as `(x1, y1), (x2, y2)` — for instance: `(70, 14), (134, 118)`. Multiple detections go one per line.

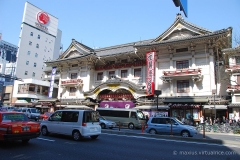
(197, 130), (240, 136)
(102, 129), (240, 145)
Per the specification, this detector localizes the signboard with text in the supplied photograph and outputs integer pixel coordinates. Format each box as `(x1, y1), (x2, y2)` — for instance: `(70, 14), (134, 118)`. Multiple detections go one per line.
(146, 51), (156, 96)
(48, 67), (56, 98)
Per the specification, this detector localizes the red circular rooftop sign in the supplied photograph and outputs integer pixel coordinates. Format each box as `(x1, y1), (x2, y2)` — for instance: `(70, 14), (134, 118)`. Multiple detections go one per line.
(37, 11), (49, 25)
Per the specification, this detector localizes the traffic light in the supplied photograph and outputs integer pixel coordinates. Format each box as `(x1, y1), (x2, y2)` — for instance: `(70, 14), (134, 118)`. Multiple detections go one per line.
(173, 0), (188, 17)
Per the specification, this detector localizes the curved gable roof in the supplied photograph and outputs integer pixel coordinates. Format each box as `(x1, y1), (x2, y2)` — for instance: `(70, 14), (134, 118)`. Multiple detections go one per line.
(153, 13), (212, 42)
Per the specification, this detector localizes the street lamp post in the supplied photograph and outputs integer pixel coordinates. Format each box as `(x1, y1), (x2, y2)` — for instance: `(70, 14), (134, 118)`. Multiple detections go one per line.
(212, 89), (216, 120)
(154, 90), (162, 111)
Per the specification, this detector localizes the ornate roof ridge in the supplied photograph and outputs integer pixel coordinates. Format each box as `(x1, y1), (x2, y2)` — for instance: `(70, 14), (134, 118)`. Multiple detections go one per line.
(222, 44), (240, 52)
(135, 27), (231, 47)
(152, 13), (212, 43)
(73, 39), (94, 52)
(57, 39), (94, 60)
(94, 39), (153, 52)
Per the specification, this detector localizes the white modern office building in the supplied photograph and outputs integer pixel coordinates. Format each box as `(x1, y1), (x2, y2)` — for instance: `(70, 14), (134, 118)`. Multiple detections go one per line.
(15, 2), (62, 80)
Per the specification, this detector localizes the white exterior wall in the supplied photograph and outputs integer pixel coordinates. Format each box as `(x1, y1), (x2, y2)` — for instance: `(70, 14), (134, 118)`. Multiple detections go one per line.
(59, 65), (147, 100)
(15, 2), (61, 80)
(157, 48), (219, 97)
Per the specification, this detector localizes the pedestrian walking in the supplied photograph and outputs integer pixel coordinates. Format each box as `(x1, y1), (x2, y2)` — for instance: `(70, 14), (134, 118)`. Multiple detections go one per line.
(200, 116), (204, 124)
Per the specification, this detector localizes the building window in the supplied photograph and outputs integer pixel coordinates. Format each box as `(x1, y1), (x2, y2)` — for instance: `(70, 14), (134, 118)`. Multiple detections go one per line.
(35, 53), (38, 57)
(237, 75), (240, 85)
(134, 68), (141, 77)
(121, 70), (128, 78)
(108, 61), (115, 65)
(34, 63), (37, 67)
(97, 72), (103, 81)
(236, 56), (240, 64)
(121, 59), (128, 63)
(25, 71), (28, 75)
(27, 51), (30, 55)
(26, 61), (29, 65)
(29, 41), (32, 45)
(109, 71), (115, 78)
(176, 48), (188, 53)
(177, 80), (189, 93)
(70, 73), (77, 79)
(32, 72), (35, 77)
(69, 87), (76, 96)
(38, 35), (40, 39)
(72, 64), (78, 67)
(176, 60), (189, 69)
(30, 32), (33, 36)
(36, 44), (39, 48)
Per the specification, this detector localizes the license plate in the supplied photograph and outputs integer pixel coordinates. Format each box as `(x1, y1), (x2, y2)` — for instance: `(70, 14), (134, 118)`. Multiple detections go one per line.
(22, 126), (30, 131)
(90, 128), (97, 132)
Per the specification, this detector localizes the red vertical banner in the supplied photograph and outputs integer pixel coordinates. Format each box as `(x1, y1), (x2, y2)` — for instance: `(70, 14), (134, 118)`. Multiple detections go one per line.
(146, 51), (156, 96)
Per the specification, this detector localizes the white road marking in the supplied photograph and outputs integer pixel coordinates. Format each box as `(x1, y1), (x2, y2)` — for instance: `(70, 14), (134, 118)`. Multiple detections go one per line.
(37, 137), (55, 142)
(102, 133), (240, 149)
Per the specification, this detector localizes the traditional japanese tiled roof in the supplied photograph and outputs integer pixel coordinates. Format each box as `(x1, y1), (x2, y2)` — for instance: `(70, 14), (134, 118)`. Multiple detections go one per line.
(222, 45), (240, 52)
(58, 39), (95, 59)
(94, 39), (153, 57)
(135, 28), (232, 47)
(152, 13), (212, 42)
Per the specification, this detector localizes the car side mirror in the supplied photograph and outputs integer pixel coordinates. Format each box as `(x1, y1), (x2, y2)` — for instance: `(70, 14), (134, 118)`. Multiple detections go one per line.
(48, 117), (52, 121)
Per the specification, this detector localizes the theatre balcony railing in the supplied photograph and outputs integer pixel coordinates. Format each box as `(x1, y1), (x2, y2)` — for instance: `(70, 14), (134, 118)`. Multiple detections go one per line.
(225, 65), (240, 72)
(161, 68), (202, 83)
(61, 79), (83, 87)
(226, 85), (240, 92)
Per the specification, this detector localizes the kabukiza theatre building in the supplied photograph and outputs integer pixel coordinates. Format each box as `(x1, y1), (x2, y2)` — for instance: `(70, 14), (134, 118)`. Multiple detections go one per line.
(45, 14), (232, 125)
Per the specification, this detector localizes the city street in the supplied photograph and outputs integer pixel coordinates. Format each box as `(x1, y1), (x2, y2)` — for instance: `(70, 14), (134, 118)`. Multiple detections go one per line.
(105, 127), (240, 142)
(0, 133), (239, 160)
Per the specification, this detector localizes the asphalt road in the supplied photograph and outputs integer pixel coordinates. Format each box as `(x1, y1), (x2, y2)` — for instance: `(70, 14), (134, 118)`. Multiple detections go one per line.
(107, 127), (240, 142)
(0, 132), (240, 160)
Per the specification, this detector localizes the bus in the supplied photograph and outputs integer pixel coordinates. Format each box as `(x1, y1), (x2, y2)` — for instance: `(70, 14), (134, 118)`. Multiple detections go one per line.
(96, 108), (146, 129)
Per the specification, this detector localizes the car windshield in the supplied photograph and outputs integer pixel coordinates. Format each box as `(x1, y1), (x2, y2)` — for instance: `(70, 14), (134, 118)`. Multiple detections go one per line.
(31, 109), (40, 113)
(45, 112), (52, 116)
(174, 118), (184, 125)
(2, 113), (29, 122)
(137, 111), (146, 120)
(99, 116), (106, 120)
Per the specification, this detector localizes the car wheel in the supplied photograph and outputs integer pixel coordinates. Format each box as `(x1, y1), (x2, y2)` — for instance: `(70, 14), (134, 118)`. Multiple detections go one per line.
(149, 129), (157, 134)
(41, 127), (49, 136)
(128, 123), (134, 129)
(22, 139), (30, 143)
(100, 123), (106, 129)
(90, 135), (98, 139)
(72, 130), (82, 141)
(181, 130), (190, 137)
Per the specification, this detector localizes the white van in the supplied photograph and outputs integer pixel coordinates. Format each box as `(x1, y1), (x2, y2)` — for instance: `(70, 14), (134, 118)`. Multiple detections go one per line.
(96, 108), (146, 129)
(40, 110), (101, 141)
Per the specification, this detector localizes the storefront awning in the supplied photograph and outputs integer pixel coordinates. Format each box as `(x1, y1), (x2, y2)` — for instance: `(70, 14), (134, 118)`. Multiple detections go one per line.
(203, 105), (227, 109)
(35, 105), (50, 108)
(64, 105), (92, 110)
(38, 98), (60, 102)
(134, 105), (169, 110)
(164, 98), (208, 103)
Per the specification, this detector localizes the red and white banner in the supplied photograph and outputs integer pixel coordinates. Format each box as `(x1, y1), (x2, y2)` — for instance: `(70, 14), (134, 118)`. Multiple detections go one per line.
(146, 51), (156, 96)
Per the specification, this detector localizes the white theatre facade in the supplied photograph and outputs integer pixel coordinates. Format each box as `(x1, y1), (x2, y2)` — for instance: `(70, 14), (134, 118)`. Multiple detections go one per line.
(45, 14), (232, 124)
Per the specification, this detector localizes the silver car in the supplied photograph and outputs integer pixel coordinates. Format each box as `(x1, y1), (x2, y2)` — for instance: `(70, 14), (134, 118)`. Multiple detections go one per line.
(145, 117), (197, 137)
(99, 116), (116, 129)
